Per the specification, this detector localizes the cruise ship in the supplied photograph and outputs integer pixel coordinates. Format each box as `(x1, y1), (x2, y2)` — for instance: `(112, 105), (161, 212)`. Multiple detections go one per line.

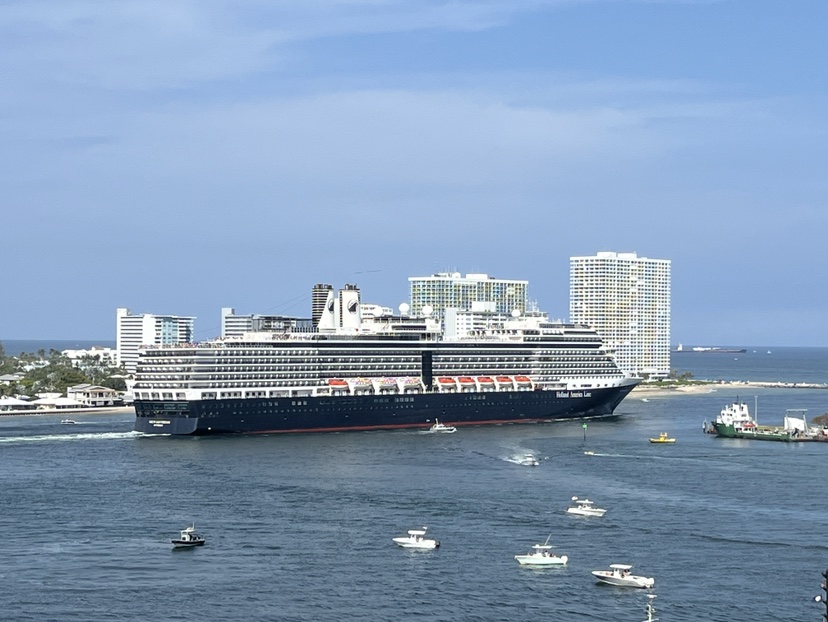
(133, 285), (640, 435)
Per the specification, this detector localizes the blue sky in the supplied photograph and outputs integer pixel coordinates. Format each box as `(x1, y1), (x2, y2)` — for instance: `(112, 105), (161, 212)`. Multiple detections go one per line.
(1, 0), (826, 346)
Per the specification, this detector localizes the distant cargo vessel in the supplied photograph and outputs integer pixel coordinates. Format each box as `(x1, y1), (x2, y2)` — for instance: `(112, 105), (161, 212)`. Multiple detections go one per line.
(675, 344), (746, 353)
(133, 284), (640, 435)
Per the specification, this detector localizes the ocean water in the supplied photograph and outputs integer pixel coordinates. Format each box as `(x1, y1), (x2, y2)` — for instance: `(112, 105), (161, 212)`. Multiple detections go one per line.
(1, 386), (828, 621)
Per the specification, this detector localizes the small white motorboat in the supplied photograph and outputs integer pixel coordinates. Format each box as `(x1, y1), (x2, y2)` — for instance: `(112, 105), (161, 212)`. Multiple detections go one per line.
(592, 564), (654, 588)
(427, 419), (457, 434)
(171, 524), (206, 548)
(566, 496), (607, 517)
(60, 419), (77, 425)
(392, 527), (440, 549)
(514, 535), (568, 566)
(518, 454), (539, 466)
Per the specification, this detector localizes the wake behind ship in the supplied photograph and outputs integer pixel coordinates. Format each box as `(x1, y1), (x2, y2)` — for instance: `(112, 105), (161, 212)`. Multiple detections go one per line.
(133, 284), (640, 435)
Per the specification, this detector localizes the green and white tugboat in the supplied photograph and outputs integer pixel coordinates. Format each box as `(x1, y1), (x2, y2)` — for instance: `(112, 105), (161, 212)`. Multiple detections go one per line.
(712, 401), (828, 442)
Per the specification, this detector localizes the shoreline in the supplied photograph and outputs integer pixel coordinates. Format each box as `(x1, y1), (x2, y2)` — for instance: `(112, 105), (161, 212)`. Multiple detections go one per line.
(633, 380), (828, 398)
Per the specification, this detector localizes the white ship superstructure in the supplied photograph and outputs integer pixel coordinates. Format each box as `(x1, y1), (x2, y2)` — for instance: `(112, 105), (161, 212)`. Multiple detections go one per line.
(133, 284), (639, 435)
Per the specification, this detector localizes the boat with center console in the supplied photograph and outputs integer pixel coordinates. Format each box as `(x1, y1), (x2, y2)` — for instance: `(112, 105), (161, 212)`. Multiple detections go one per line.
(133, 283), (640, 435)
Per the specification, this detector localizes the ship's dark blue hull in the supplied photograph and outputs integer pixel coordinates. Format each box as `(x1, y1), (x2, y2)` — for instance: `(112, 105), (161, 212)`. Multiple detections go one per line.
(134, 384), (637, 435)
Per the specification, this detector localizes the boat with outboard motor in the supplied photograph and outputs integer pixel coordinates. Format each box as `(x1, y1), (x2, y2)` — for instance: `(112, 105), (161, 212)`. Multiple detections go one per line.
(566, 496), (606, 517)
(132, 282), (639, 435)
(392, 527), (440, 549)
(649, 432), (675, 444)
(171, 525), (205, 548)
(514, 535), (568, 566)
(592, 564), (654, 588)
(426, 419), (456, 434)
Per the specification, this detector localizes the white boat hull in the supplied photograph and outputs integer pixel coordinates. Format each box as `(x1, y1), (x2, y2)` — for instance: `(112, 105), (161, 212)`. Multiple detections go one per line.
(514, 554), (568, 566)
(567, 507), (606, 517)
(591, 570), (654, 588)
(392, 537), (439, 549)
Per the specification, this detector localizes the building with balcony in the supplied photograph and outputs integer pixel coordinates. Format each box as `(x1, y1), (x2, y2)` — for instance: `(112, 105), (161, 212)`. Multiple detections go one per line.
(569, 252), (671, 378)
(116, 308), (195, 374)
(408, 272), (528, 321)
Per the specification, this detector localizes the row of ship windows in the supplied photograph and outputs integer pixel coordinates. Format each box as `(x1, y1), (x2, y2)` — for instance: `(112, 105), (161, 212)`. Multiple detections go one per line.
(137, 363), (618, 379)
(138, 357), (615, 372)
(143, 343), (605, 361)
(134, 374), (621, 392)
(142, 351), (606, 365)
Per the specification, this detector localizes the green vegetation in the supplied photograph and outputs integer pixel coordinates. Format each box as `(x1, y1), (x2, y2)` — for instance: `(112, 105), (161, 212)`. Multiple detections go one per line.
(812, 413), (828, 426)
(0, 341), (126, 397)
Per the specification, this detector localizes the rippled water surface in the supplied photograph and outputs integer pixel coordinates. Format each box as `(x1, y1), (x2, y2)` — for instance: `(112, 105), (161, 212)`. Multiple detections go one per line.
(2, 386), (828, 621)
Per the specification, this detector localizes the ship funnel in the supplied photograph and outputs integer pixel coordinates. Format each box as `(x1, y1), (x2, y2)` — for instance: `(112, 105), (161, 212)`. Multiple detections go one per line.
(317, 290), (336, 332)
(339, 284), (361, 331)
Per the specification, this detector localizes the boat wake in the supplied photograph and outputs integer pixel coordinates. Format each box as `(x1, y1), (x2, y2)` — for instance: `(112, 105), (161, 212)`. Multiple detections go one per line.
(504, 453), (543, 466)
(0, 431), (143, 444)
(694, 532), (828, 551)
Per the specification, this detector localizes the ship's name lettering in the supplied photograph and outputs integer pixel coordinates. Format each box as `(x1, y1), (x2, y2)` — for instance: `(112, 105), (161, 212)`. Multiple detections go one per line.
(555, 391), (592, 399)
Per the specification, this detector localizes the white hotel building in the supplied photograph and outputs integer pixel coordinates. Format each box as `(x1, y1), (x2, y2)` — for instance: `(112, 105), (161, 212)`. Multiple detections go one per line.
(116, 308), (195, 374)
(569, 252), (671, 379)
(408, 272), (528, 321)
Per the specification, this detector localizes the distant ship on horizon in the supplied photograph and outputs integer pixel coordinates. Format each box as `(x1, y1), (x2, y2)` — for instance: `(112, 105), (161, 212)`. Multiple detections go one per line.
(675, 343), (747, 354)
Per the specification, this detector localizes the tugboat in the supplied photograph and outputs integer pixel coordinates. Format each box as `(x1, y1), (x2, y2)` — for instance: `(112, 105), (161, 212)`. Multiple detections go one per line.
(171, 524), (206, 548)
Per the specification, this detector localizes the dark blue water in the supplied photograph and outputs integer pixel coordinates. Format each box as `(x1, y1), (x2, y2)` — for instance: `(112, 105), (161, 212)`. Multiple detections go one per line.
(2, 386), (827, 621)
(672, 347), (828, 385)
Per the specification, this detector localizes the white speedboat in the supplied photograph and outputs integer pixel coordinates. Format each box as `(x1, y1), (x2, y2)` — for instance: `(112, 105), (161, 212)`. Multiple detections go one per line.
(171, 524), (206, 548)
(514, 536), (568, 566)
(566, 496), (607, 517)
(392, 527), (440, 549)
(518, 454), (539, 466)
(60, 419), (77, 425)
(427, 419), (457, 434)
(592, 564), (654, 588)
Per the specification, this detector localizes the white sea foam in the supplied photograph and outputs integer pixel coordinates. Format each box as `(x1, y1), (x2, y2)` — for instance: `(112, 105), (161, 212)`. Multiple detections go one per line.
(0, 431), (142, 444)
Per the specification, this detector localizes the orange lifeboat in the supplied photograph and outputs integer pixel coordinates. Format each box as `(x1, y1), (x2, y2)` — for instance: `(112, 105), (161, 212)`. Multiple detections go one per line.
(496, 376), (513, 383)
(458, 377), (475, 384)
(328, 379), (348, 387)
(438, 377), (456, 385)
(515, 376), (532, 384)
(477, 376), (494, 384)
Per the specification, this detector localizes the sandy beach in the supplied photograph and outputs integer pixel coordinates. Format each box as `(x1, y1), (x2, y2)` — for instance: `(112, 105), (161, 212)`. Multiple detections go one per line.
(633, 380), (828, 399)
